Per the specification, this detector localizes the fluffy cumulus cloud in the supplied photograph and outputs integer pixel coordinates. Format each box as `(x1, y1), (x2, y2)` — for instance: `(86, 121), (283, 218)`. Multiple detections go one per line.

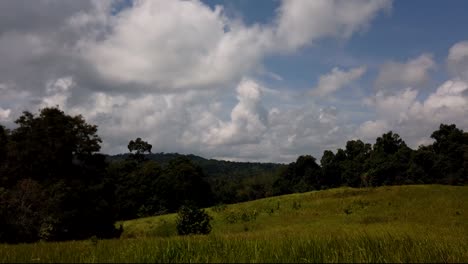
(0, 0), (416, 162)
(310, 66), (366, 97)
(447, 40), (468, 80)
(81, 1), (270, 90)
(375, 54), (436, 90)
(359, 47), (468, 147)
(81, 0), (390, 91)
(274, 0), (392, 51)
(6, 0), (468, 163)
(203, 79), (268, 146)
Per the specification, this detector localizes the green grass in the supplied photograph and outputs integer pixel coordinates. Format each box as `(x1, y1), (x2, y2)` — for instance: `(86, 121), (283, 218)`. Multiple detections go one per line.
(1, 184), (467, 263)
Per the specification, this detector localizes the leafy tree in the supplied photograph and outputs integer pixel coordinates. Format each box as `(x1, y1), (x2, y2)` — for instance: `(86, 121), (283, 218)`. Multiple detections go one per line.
(0, 107), (120, 242)
(430, 124), (468, 184)
(340, 140), (371, 187)
(366, 131), (412, 186)
(407, 145), (437, 184)
(156, 157), (214, 211)
(176, 204), (212, 235)
(5, 108), (101, 184)
(128, 137), (152, 162)
(0, 179), (47, 243)
(273, 155), (322, 195)
(109, 158), (163, 219)
(0, 125), (8, 185)
(0, 125), (7, 160)
(374, 131), (406, 155)
(320, 150), (342, 188)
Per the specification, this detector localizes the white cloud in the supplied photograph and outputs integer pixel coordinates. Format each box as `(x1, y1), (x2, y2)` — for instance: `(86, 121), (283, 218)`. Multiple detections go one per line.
(204, 79), (268, 145)
(82, 0), (271, 90)
(0, 107), (11, 121)
(364, 88), (418, 121)
(311, 66), (366, 97)
(357, 119), (390, 140)
(359, 79), (468, 147)
(375, 53), (435, 90)
(274, 0), (392, 51)
(447, 40), (468, 80)
(81, 0), (390, 91)
(0, 0), (393, 163)
(358, 46), (468, 148)
(40, 77), (74, 109)
(409, 80), (468, 122)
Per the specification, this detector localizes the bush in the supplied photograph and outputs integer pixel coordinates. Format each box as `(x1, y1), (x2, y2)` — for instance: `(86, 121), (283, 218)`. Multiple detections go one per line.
(176, 205), (212, 235)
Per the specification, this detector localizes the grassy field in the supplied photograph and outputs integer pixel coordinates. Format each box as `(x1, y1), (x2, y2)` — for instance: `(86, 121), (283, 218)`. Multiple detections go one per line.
(0, 184), (467, 263)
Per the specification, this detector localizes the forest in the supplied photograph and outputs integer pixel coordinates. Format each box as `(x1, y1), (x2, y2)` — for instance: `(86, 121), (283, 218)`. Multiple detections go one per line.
(0, 107), (467, 243)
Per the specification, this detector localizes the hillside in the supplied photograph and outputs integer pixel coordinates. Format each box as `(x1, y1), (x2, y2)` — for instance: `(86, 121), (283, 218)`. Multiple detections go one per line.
(121, 184), (467, 239)
(0, 185), (466, 263)
(107, 152), (286, 180)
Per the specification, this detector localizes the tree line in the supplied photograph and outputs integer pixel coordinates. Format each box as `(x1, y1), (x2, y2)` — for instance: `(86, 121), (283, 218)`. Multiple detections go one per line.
(272, 126), (467, 196)
(0, 107), (467, 243)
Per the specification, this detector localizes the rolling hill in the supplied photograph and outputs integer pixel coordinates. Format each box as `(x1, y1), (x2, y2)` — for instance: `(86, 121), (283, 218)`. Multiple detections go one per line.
(2, 185), (463, 263)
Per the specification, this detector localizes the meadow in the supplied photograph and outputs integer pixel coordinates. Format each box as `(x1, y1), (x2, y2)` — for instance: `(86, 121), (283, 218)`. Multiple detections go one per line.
(0, 184), (466, 263)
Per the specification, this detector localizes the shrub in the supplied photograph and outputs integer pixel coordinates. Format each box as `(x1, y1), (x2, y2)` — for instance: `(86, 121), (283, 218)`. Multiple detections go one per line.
(176, 205), (212, 235)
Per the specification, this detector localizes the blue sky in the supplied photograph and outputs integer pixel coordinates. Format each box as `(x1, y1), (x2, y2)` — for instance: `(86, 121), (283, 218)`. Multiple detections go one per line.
(204, 0), (468, 85)
(1, 0), (468, 163)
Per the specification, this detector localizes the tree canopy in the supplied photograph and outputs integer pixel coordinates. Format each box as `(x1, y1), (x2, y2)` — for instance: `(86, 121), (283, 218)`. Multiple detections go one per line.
(0, 107), (119, 243)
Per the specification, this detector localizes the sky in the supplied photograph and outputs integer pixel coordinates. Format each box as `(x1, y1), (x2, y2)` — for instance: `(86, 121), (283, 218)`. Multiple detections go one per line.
(1, 0), (468, 163)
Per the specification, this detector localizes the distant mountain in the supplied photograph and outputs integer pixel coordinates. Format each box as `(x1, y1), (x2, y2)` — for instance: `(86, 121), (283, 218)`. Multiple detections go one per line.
(106, 152), (286, 180)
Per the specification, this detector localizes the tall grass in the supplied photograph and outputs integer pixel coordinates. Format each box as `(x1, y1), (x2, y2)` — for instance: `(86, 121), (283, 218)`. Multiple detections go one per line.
(0, 232), (465, 263)
(0, 185), (467, 263)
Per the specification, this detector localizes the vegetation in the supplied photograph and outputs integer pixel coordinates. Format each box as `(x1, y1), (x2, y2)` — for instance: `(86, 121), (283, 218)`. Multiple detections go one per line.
(0, 106), (467, 257)
(0, 108), (120, 243)
(107, 152), (286, 204)
(272, 127), (467, 196)
(176, 204), (212, 235)
(0, 185), (466, 263)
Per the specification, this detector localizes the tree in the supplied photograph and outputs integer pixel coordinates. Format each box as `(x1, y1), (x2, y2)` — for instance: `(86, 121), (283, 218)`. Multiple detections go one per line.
(320, 150), (342, 188)
(128, 138), (152, 162)
(0, 107), (120, 242)
(109, 159), (163, 219)
(0, 179), (46, 243)
(366, 131), (412, 186)
(176, 204), (212, 235)
(407, 145), (437, 184)
(430, 124), (468, 184)
(373, 131), (407, 155)
(5, 107), (102, 183)
(0, 125), (7, 160)
(155, 157), (214, 211)
(0, 125), (8, 184)
(273, 155), (322, 195)
(340, 140), (371, 187)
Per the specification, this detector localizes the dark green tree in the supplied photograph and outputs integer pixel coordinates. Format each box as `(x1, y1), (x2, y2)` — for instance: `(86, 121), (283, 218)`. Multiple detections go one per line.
(128, 137), (152, 162)
(273, 155), (322, 195)
(5, 108), (101, 183)
(407, 145), (437, 184)
(176, 204), (212, 235)
(366, 131), (412, 186)
(0, 107), (120, 243)
(340, 140), (371, 187)
(0, 125), (7, 160)
(108, 158), (163, 219)
(320, 150), (342, 188)
(0, 125), (8, 185)
(155, 157), (214, 211)
(430, 124), (468, 184)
